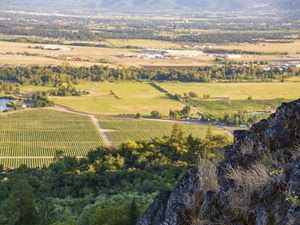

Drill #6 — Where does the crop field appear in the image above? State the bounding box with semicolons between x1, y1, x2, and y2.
52;82;183;115
216;40;300;53
0;38;292;68
0;109;104;168
159;82;300;100
0;40;210;67
98;117;229;146
189;99;286;118
107;39;182;49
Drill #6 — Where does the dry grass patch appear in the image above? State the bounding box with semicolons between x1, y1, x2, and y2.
226;164;270;219
198;160;220;193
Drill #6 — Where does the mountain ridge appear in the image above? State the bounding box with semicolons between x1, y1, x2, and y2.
0;0;299;12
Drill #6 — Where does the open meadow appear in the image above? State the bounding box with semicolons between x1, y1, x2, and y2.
51;82;184;115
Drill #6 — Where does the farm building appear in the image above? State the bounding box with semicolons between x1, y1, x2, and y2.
224;54;242;59
43;45;72;51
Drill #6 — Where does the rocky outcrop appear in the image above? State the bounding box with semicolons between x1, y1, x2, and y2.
137;99;300;225
137;169;203;225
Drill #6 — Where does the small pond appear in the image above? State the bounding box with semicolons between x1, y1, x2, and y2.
0;98;13;112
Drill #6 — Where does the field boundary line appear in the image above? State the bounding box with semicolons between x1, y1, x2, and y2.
150;82;203;114
89;115;114;149
53;105;235;133
9;106;234;135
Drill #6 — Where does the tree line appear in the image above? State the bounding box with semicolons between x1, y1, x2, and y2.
0;64;299;86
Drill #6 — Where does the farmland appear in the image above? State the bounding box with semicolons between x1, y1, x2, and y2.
51;82;184;115
32;81;300;118
159;82;300;100
0;6;299;225
188;99;285;119
0;109;104;168
0;37;297;68
98;117;229;147
107;39;182;49
0;40;209;68
216;40;300;53
0;107;229;167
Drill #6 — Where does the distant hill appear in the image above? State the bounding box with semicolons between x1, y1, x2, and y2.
0;0;299;12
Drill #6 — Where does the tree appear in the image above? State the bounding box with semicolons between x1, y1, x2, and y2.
188;92;198;98
170;124;185;143
38;200;55;225
169;124;187;157
5;172;39;225
150;111;161;119
169;110;179;119
186;134;204;162
54;150;64;161
205;126;213;141
181;106;191;118
135;113;141;119
90;203;130;225
128;200;139;225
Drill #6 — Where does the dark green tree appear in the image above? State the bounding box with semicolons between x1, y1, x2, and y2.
128;200;139;225
5;172;39;225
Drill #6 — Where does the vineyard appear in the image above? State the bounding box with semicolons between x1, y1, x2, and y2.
98;117;228;147
0;109;104;168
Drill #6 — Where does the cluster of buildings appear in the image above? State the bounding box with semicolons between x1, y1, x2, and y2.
262;61;300;72
182;44;217;49
138;48;217;59
138;48;243;60
43;45;72;51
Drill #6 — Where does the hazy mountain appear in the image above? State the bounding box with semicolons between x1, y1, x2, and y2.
0;0;299;12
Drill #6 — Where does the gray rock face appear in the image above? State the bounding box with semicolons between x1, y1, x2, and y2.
137;168;202;225
137;99;300;225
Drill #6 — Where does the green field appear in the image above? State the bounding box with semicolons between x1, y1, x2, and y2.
98;117;229;147
21;85;53;93
0;107;230;167
0;109;104;168
189;99;285;118
159;82;300;100
52;82;183;115
107;39;182;49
